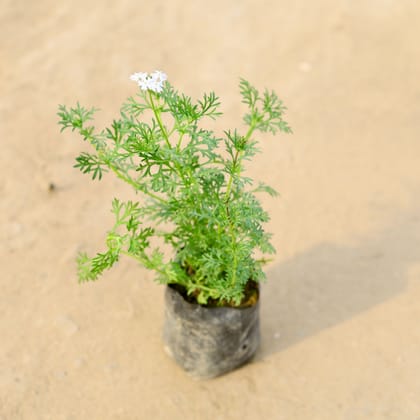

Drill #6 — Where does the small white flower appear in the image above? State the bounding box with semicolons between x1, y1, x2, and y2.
152;70;167;83
129;72;148;83
150;82;163;93
129;70;167;93
138;78;150;91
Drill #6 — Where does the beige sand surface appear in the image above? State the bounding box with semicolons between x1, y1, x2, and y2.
2;1;420;418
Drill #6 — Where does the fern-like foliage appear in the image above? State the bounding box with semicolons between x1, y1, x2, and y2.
58;77;291;305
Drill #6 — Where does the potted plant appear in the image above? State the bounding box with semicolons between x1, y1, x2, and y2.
57;71;291;378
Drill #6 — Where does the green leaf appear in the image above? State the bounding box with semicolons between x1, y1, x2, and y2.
253;182;279;197
74;152;107;180
239;78;259;109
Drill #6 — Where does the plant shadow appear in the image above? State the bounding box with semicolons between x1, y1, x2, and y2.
257;205;420;358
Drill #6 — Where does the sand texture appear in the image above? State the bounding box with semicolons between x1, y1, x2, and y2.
1;1;420;419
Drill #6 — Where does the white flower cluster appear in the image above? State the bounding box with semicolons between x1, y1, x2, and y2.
129;70;167;93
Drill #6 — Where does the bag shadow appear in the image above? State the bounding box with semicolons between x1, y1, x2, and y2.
257;205;420;358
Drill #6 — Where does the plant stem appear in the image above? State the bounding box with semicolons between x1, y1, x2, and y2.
149;91;188;184
223;122;256;203
148;91;171;149
108;163;166;204
223;121;257;288
177;132;185;151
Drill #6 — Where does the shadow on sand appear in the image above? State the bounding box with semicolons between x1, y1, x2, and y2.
258;205;420;357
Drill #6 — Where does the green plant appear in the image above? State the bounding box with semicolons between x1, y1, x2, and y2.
58;71;291;305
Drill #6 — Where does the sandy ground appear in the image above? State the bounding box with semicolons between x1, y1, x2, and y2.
1;0;420;419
